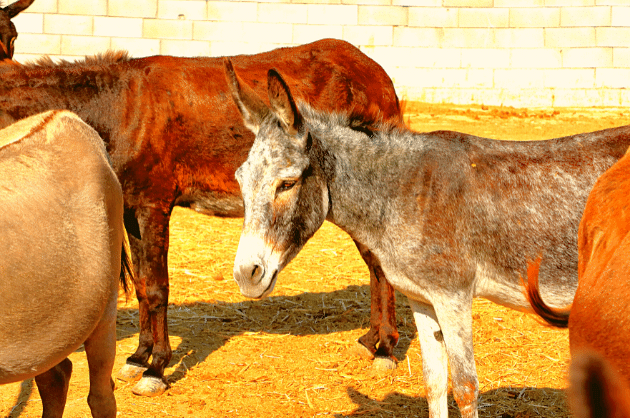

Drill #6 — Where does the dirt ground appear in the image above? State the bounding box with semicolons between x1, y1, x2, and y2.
3;103;630;418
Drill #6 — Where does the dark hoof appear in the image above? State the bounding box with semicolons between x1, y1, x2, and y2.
132;376;168;397
345;341;375;360
372;356;397;372
117;362;148;382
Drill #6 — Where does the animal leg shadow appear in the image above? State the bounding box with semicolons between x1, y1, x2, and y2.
5;378;34;418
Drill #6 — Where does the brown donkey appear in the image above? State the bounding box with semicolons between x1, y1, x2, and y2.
525;150;630;390
0;110;131;418
0;38;403;395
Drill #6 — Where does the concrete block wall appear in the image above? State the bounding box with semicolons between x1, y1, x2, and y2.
10;0;630;108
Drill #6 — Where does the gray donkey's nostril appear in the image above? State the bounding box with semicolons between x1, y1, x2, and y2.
251;264;264;285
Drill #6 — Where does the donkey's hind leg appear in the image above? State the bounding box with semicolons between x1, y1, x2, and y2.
83;294;118;418
35;358;73;418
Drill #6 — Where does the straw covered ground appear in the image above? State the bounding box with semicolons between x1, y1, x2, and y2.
3;103;630;417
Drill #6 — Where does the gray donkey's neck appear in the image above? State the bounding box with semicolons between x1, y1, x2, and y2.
304;108;424;250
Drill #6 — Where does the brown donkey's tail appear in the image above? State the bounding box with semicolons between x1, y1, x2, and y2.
522;256;570;328
119;237;134;295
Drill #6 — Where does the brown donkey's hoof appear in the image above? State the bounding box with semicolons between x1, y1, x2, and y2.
132;376;168;397
117;363;148;382
372;356;397;372
344;341;375;360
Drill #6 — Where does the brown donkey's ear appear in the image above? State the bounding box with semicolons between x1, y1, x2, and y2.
4;0;35;18
267;69;302;137
224;58;270;135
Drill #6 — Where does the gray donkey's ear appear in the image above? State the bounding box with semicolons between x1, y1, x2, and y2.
224;58;270;135
267;68;302;137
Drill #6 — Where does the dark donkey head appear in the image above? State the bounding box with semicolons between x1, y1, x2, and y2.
225;58;330;299
0;0;34;60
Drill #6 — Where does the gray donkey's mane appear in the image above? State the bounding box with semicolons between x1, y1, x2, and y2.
296;101;417;153
297;101;407;140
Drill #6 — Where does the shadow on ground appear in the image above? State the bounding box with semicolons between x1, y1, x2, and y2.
335;386;569;418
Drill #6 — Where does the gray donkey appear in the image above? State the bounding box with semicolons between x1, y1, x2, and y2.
224;58;630;418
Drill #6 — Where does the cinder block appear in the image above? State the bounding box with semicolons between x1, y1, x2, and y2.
613;48;630;67
495;0;544;6
358;6;408;26
562;47;612;68
293;24;343;44
510;48;562;68
343;0;391;5
459;8;509;28
94;17;143;38
160;39;211;57
44;14;93;36
342;25;393;46
443;0;493;6
595;0;624;4
551;89;617;107
60;35;111;56
59;0;106;16
596;68;630;88
299;0;341;4
498;88;554;108
490;28;545;48
391;67;493;89
111;37;160;57
509;8;559;27
449;68;495;88
392;0;440;5
544;68;595;88
408;7;458;27
383;46;461;67
461;48;510;68
619;89;630;107
13;33;61;55
158;1;207;21
13;53;50;63
241;22;293;44
208;41;265;57
23;0;57;14
561;7;610;27
545;0;595;6
545;27;596;48
193;21;245;42
597;27;630;47
307;4;358;25
393;26;443;47
494;68;545;88
109;0;157;18
144;19;193;40
611;7;630;26
441;28;493;48
259;4;307;24
208;2;257;22
12;12;44;34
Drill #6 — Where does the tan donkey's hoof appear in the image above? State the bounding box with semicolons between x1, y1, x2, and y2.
372;356;397;372
132;376;168;397
344;341;375;360
117;363;148;382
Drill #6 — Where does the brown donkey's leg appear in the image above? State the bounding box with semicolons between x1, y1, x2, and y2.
120;207;172;397
35;358;73;418
354;241;399;369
